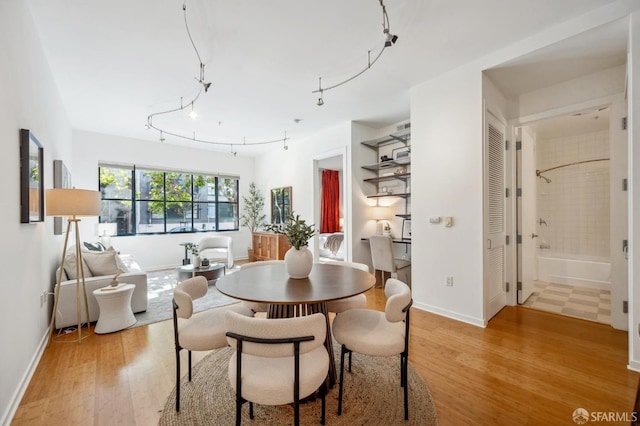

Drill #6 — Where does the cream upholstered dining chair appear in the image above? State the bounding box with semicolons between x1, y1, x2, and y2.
332;278;413;420
325;261;369;314
369;235;411;287
237;260;285;313
172;276;253;412
225;310;330;426
198;236;234;269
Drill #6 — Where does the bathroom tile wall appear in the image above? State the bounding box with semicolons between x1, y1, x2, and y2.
536;130;610;258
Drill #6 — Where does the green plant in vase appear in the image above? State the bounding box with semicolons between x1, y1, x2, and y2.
266;213;316;278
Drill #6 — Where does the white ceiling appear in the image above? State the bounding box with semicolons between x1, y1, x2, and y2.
26;0;620;155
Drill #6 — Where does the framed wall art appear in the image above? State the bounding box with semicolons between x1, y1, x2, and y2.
20;129;44;223
53;159;72;234
271;186;292;224
392;146;411;161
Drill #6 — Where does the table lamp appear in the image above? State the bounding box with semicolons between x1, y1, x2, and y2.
95;223;117;248
370;206;390;236
46;188;101;344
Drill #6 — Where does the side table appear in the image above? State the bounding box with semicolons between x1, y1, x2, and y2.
93;284;137;334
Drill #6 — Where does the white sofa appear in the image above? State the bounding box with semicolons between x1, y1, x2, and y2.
54;249;148;329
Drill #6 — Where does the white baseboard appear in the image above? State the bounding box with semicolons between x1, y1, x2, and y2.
412;301;486;328
628;360;640;373
2;329;49;425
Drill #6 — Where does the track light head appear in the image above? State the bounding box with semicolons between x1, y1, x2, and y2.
317;96;324;106
203;81;212;92
385;31;398;47
144;123;150;130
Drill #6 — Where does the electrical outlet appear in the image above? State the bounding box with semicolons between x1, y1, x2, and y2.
445;275;453;286
40;291;48;306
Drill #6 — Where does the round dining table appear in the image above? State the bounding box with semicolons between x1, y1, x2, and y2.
216;262;375;389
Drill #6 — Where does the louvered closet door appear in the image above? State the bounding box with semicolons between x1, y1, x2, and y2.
485;112;507;320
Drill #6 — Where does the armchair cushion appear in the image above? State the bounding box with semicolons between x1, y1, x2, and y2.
83;248;127;276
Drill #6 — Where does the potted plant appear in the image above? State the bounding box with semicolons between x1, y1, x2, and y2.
240;182;267;261
184;242;201;267
266;213;316;279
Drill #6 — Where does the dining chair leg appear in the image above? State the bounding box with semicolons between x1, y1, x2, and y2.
348;350;353;372
403;353;409;420
175;348;181;412
188;350;192;381
338;344;346;415
249;401;254;419
321;386;326;425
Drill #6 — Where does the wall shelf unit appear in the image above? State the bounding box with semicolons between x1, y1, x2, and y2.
361;126;411;220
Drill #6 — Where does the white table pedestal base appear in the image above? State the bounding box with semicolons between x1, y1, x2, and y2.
93;284;136;334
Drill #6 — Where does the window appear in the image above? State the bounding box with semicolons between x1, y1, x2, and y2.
99;164;239;235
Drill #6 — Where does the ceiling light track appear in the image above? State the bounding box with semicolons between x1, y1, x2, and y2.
146;0;290;150
313;0;397;105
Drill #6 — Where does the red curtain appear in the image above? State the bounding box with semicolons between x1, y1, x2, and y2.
321;170;340;233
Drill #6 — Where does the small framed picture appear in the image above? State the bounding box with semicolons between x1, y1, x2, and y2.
392;146;410;161
401;219;411;240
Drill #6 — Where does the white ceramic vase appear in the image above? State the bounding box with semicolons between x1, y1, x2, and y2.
284;246;313;279
194;255;201;268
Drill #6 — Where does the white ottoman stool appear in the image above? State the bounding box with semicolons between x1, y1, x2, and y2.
93;284;137;334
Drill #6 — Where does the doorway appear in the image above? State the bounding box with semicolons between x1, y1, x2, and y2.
516;107;614;325
312;148;349;263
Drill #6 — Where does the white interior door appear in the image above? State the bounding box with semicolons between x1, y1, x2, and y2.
518;127;536;303
485;112;507;320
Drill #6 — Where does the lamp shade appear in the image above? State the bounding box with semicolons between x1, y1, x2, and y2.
370;206;390;221
45;188;101;217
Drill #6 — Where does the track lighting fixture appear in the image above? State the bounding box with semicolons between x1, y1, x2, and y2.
145;0;291;152
312;0;397;104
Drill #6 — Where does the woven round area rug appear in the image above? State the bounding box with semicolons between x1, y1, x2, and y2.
159;344;438;425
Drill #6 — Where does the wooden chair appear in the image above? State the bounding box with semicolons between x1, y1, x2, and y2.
172;276;253;411
225;311;329;425
332;278;413;420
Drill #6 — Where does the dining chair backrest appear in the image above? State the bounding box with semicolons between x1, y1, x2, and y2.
173;276;208;319
384;278;412;323
240;260;284;269
225;311;326;357
332;261;369;273
369;235;396;273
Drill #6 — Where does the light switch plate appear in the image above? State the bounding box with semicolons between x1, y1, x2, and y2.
444;217;453;227
429;217;440;224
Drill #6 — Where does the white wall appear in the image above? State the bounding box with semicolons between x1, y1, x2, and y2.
71;130;257;269
0;1;74;423
411;66;486;325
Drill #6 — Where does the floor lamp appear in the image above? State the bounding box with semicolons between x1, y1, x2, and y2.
46;188;101;345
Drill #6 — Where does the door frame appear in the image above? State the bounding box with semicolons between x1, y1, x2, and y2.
506;94;627;325
312;146;351;262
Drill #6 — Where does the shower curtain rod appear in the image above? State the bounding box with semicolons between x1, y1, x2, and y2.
537;158;609;175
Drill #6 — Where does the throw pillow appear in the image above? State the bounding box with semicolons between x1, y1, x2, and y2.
63;254;94;280
83;248;126;276
83;242;106;252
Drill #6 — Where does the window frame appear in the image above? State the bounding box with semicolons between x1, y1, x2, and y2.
98;164;239;235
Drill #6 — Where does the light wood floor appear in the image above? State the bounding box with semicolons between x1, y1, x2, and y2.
13;287;638;425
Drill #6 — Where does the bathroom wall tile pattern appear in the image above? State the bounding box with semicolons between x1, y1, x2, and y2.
522;281;611;324
536;130;610;258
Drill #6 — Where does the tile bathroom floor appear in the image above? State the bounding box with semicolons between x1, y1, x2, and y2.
522;280;611;324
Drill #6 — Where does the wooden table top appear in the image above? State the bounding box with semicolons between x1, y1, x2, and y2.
216;263;375;304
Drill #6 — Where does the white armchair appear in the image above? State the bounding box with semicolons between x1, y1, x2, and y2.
198;236;234;269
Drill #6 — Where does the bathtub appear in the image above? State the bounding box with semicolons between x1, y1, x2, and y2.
536;253;611;290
